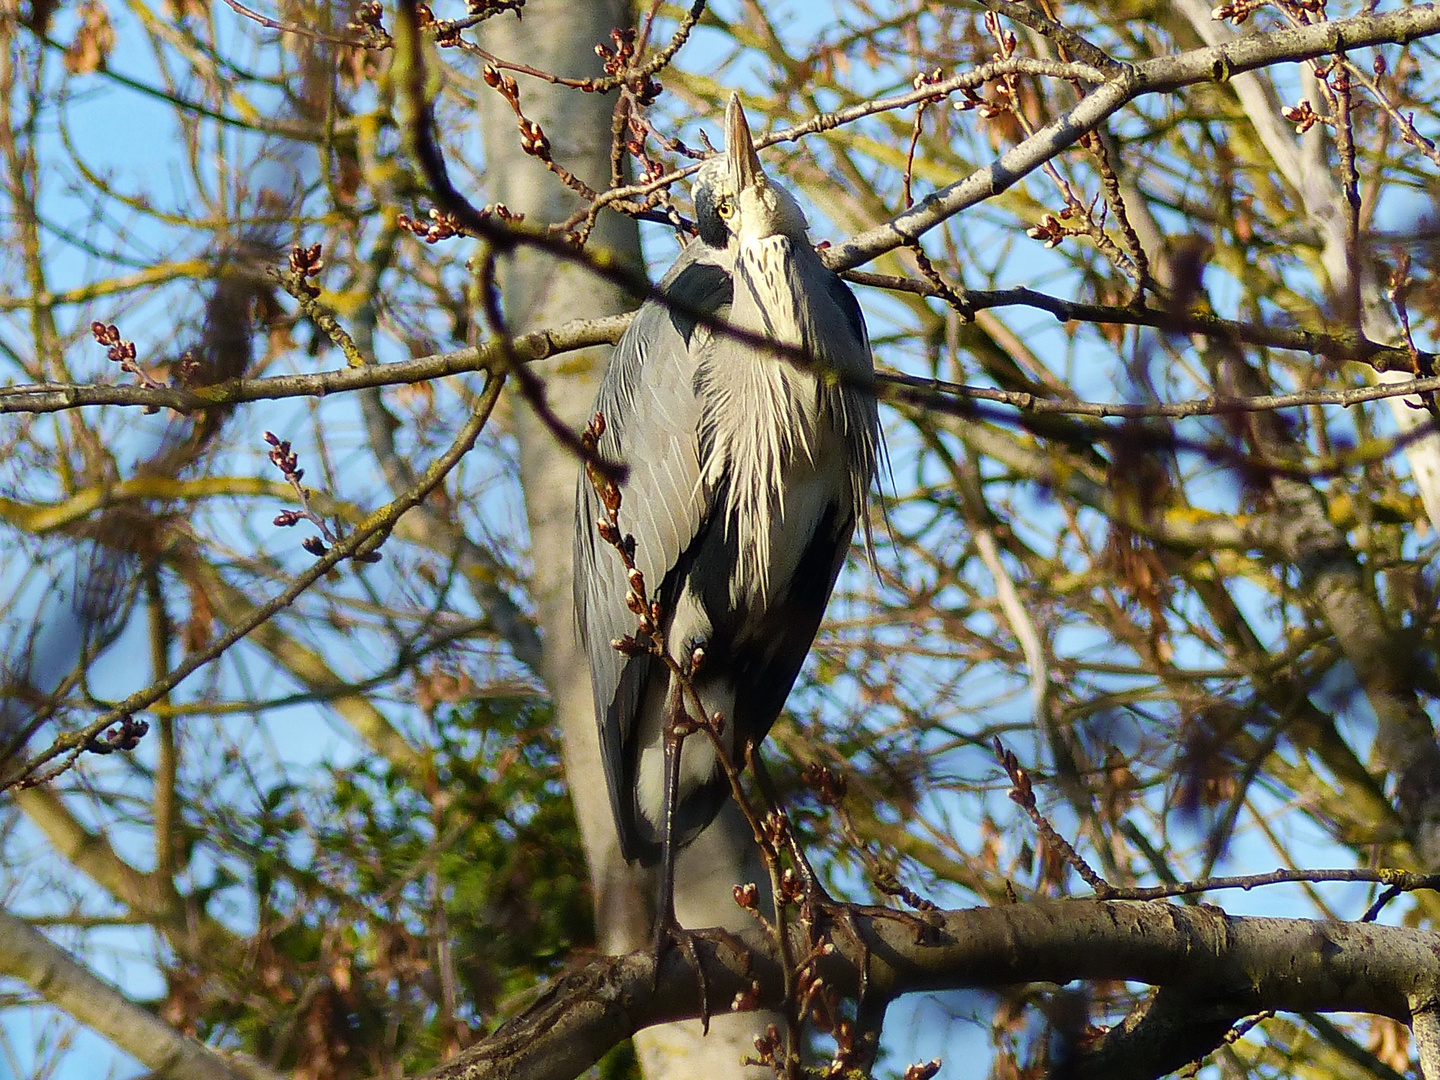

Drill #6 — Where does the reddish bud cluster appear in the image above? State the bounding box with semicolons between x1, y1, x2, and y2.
483;64;556;160
1214;0;1322;22
466;0;523;15
89;717;150;754
519;117;549;157
399;204;521;244
610;634;647;657
91;320;164;402
177;349;201;386
264;430;303;483
761;811;789;860
91;321;135;364
593;26;660;103
995;737;1037;812
911;67;943;91
398;208;460;243
346;0;387;43
800;761;848;806
779;867;804;906
421;4;461;45
903;1060;942;1080
595;26;637;75
729;980;762;1013
948;84;985;114
751;1024;783;1066
286;243;324;297
1282;99;1323;134
262;430;377;561
823;1020;861;1076
983;10;1017;58
289;242;324;277
1027;210;1078;248
1211;0;1257;22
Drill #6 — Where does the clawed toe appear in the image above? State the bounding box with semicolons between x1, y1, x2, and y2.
652;918;755;1034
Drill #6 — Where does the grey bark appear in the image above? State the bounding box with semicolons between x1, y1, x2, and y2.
1415;1007;1440;1080
472;4;775;1075
421;898;1440;1080
0;908;283;1080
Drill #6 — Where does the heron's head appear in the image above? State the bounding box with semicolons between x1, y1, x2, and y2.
693;94;809;250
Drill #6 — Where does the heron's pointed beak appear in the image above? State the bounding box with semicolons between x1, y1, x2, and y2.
726;93;764;193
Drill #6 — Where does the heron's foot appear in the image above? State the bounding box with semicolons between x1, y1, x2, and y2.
652;918;752;1034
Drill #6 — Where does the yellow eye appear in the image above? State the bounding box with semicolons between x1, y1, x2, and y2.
716;199;734;219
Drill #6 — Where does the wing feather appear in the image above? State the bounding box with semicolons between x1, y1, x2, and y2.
573;243;734;859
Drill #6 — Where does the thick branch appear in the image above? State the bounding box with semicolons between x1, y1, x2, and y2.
1416;1005;1440;1080
1070;985;1240;1080
827;3;1440;270
0;316;626;416
9;328;1440;427
0;909;283;1080
419;899;1440;1080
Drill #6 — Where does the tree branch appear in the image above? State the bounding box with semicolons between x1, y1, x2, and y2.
418;899;1440;1080
9;323;1440;427
0;909;284;1080
2;373;505;790
1415;1004;1440;1080
826;3;1440;270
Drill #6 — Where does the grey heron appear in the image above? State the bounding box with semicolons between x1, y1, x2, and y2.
574;94;879;941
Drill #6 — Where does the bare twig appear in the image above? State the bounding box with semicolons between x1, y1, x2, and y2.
3;373;506;790
827;5;1440;271
994;738;1115;898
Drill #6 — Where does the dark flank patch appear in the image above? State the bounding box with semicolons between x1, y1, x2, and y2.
665;260;733;345
827;271;866;345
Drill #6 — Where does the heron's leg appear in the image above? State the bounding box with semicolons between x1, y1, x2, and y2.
652;671;757;1031
652;675;716;1025
654;675;685;942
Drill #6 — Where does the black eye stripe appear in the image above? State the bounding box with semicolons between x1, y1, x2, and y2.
694;183;730;247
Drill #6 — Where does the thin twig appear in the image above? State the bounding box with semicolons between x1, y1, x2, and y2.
3;373;506;790
994;738;1115;897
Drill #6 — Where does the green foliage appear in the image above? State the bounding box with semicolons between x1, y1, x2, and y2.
177;695;592;1078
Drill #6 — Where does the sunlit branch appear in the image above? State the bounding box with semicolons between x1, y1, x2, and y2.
9;342;1440;424
827;4;1440;270
0;909;284;1080
423;901;1440;1080
1;373;506;791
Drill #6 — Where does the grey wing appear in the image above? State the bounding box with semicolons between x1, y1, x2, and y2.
573;243;734;856
812;256;883;536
